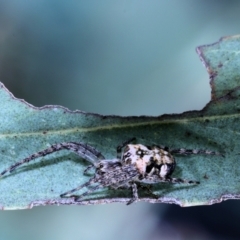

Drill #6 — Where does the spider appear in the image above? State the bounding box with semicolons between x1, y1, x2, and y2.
0;138;222;205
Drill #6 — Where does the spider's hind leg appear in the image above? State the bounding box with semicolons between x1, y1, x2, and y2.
142;174;200;185
170;148;223;157
167;177;200;185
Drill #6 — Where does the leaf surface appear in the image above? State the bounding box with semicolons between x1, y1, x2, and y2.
1;35;240;209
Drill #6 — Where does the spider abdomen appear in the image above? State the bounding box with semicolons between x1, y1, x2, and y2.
122;144;175;178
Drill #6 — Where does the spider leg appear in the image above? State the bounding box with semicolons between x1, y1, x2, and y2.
68;142;105;162
126;182;139;205
170;148;223;157
83;165;95;174
166;177;200;184
117;137;136;159
0;142;103;177
142;175;200;185
60;177;96;198
126;175;199;205
136;183;159;199
72;185;102;202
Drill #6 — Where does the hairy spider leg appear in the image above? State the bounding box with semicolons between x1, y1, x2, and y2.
126;182;138;205
128;176;199;205
66;182;142;205
0;142;104;177
127;174;200;205
166;177;200;184
72;185;102;201
170;148;223;157
142;174;200;185
60;177;99;198
135;183;159;199
83;165;95;174
61;163;143;204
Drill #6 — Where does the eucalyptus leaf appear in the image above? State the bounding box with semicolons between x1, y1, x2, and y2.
1;35;240;210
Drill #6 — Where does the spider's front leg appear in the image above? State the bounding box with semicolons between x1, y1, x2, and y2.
0;142;104;177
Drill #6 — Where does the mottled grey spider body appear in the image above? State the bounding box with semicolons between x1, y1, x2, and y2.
0;139;222;204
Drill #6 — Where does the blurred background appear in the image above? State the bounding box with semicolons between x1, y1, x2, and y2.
0;0;239;239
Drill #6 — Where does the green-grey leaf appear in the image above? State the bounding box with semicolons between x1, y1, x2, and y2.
1;35;240;209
